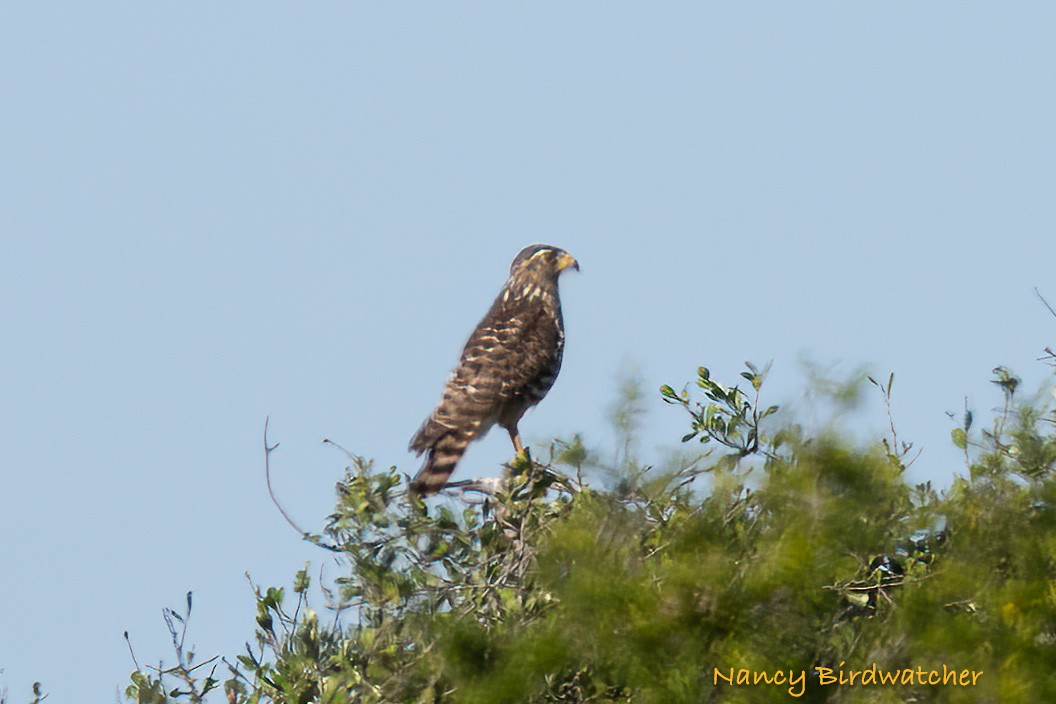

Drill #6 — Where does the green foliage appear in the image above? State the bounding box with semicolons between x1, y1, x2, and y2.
124;593;225;704
127;363;1056;703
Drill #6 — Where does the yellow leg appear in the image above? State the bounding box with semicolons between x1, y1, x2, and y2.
507;425;525;456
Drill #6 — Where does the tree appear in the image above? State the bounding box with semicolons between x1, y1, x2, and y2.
125;362;1056;703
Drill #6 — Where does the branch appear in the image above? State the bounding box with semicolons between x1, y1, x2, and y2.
124;630;142;672
263;416;303;535
263;417;340;552
1035;287;1056;319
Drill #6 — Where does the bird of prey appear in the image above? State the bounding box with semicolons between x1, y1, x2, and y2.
409;244;579;495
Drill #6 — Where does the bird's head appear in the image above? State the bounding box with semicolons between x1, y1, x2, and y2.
509;244;579;281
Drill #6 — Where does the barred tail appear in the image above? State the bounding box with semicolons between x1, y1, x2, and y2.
410;432;470;495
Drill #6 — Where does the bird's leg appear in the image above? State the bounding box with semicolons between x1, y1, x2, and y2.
507;424;527;457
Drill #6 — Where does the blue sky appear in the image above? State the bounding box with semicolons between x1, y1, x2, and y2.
3;3;1056;701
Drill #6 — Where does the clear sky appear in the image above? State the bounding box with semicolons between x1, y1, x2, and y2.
3;3;1055;701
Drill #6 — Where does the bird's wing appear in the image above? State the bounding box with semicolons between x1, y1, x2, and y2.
409;300;554;453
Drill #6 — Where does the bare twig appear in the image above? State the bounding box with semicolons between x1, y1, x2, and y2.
124;630;141;672
1033;289;1056;366
1035;287;1056;319
867;372;920;469
439;477;505;503
943;598;977;613
323;437;358;462
164;655;219;676
263;418;341;552
263;417;304;535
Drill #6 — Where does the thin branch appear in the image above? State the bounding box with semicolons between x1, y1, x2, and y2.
178;592;191;659
264;418;342;552
182;655;220;675
323;437;358;462
221;656;250;684
442;477;504;498
263;420;308;533
1035;287;1056;319
263;416;301;533
124;630;142;672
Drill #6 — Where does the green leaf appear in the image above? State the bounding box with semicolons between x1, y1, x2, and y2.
294;565;310;593
951;427;967;449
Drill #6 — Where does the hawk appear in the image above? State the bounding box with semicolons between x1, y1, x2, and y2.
409;244;579;495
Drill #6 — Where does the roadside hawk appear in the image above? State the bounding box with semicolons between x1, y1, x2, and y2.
409;244;579;494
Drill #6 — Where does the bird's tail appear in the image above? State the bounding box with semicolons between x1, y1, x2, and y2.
409;432;469;495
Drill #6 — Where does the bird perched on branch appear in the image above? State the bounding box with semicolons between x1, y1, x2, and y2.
409;244;579;495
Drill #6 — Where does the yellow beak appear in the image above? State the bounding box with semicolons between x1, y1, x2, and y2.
557;252;580;272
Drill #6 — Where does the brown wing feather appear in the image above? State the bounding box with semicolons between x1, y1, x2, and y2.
409;293;562;493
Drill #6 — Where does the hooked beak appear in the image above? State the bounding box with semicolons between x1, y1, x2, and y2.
557;252;580;272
